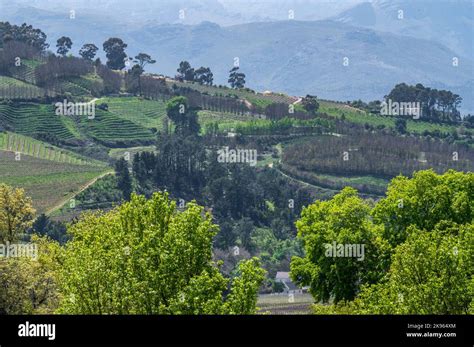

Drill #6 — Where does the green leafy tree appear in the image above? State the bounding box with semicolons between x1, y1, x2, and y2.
165;96;200;135
0;236;62;314
228;66;246;89
0;184;35;243
58;192;265;314
79;43;98;61
290;187;390;303
372;169;473;247
103;37;128;70
305;170;473;314
353;223;473;314
56;36;72;56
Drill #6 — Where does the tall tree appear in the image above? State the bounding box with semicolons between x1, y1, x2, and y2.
228;66;246;89
134;53;156;70
194;66;213;85
290;187;390;303
79;43;98;61
56;36;72;56
165;96;200;136
127;64;144;95
177;61;195;81
103;37;128;70
115;158;132;201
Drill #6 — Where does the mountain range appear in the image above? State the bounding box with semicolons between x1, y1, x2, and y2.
1;0;472;112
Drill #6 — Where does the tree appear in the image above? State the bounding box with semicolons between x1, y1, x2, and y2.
127;64;144;95
115;158;132;201
228;66;246;89
301;95;319;114
134;53;156;70
103;37;128;70
386;83;462;123
194;66;213;85
0;184;35;243
0;22;49;51
353;223;473;314
0;235;62;314
56;36;72;56
395;118;407;134
290;187;390;303
58;192;265;314
372;170;473;247
79;43;98;61
165;96;200;136
302;170;473;314
126;53;156;96
177;61;195;81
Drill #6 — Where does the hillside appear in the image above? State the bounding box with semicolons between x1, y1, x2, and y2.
0;11;473;323
2;5;472;112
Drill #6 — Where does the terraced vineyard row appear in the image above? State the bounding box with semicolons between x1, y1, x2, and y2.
9;59;43;84
0;103;76;140
78;108;155;143
100;97;167;129
0;76;48;99
67;74;104;96
0;132;106;166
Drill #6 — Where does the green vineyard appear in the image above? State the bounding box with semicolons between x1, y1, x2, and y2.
77;107;155;144
100;96;167;129
0;103;76;140
0;132;106;166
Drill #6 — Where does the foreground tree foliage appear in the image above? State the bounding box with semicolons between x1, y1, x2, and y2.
290;187;390;303
0;183;35;243
0;236;61;314
291;170;473;314
58;192;265;314
373;170;473;246
353;223;473;314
